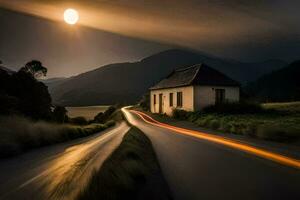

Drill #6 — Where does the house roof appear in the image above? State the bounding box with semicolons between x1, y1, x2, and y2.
150;64;240;90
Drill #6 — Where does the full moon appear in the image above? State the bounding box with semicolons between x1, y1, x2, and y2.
64;8;79;25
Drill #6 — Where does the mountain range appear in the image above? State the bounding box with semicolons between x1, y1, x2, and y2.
245;60;300;102
45;49;287;106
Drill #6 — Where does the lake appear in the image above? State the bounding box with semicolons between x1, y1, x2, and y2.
66;106;110;120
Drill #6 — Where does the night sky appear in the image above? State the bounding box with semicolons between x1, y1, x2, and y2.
0;0;300;77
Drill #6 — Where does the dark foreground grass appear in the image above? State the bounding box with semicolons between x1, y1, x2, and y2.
78;127;172;200
0;115;115;158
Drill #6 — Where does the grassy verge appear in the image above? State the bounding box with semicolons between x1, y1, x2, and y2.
262;101;300;113
171;103;300;143
0;115;115;158
78;127;172;200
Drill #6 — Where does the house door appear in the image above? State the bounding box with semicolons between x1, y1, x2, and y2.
159;93;163;114
215;89;225;104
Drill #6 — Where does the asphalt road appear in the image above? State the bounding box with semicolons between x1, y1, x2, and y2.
122;108;300;200
0;122;130;200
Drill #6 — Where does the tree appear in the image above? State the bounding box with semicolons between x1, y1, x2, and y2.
139;93;150;111
93;106;116;123
20;60;47;78
70;117;88;125
53;106;68;123
9;70;52;119
0;61;52;120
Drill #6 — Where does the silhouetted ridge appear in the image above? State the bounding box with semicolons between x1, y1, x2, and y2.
46;49;286;106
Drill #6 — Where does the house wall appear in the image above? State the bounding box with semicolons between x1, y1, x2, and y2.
150;86;194;115
193;86;240;110
150;85;239;116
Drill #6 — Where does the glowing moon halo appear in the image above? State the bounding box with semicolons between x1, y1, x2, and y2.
64;8;79;25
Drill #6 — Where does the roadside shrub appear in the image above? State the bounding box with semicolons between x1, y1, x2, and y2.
203;102;264;114
187;112;201;122
172;109;190;120
208;119;220;130
52;106;68;123
93;106;117;123
228;122;243;135
242;123;257;137
109;110;124;122
195;115;216;127
222;122;232;133
195;119;206;127
70;116;88;125
138;93;150;111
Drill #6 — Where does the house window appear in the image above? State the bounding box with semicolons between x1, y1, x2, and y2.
169;93;173;107
177;92;183;107
215;89;225;104
153;94;156;105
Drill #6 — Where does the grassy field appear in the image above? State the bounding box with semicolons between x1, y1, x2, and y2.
171;102;300;143
78;127;172;200
262;101;300;113
66;106;110;120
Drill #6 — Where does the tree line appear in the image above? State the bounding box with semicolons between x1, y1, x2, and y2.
0;60;67;122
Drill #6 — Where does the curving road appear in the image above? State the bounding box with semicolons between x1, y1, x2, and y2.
0;122;130;200
122;108;300;200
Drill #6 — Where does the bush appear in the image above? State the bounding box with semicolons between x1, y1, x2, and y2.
208;119;220;130
242;123;257;137
139;93;150;111
229;122;246;135
194;115;215;128
172;109;190;120
108;110;124;122
203;102;264;114
52;106;68;123
70;116;88;125
222;122;232;133
187;112;201;122
93;106;117;123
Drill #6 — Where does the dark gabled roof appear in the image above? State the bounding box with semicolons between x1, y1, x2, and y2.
150;63;240;90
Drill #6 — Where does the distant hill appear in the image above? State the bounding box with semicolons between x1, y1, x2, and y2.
47;49;287;106
245;60;300;102
40;77;67;92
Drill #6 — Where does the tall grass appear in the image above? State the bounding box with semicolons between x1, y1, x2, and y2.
172;102;300;143
78;127;172;200
262;101;300;114
0;115;115;158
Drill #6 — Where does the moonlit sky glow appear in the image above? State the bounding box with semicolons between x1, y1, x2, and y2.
0;0;300;77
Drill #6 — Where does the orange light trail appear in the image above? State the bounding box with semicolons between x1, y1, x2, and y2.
131;110;300;170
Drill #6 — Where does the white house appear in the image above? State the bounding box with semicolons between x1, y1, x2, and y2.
150;64;240;115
